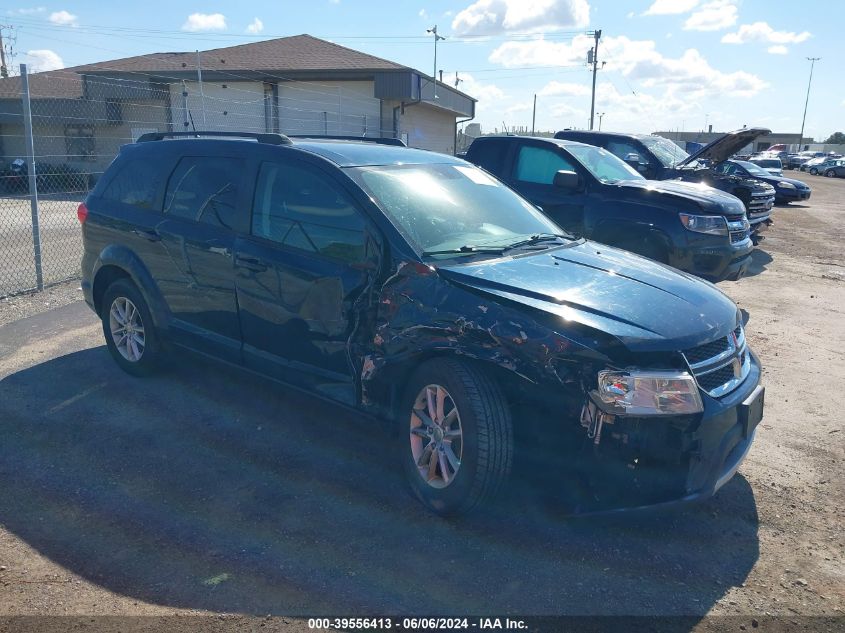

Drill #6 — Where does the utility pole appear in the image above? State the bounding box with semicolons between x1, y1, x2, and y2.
454;71;462;88
426;25;446;99
532;94;537;135
597;112;605;130
798;57;820;152
588;29;602;130
0;24;15;78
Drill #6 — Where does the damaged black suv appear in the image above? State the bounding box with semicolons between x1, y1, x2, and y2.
80;131;765;516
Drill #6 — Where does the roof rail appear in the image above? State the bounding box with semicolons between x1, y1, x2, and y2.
288;135;406;147
136;131;293;145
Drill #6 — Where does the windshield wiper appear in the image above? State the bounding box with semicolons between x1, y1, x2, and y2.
421;245;508;256
500;233;568;251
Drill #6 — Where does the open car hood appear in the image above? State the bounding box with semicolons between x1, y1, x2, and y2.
677;127;771;167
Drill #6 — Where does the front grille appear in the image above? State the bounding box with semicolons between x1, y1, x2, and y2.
726;214;750;243
682;324;750;398
731;230;749;243
748;189;775;213
684;338;730;364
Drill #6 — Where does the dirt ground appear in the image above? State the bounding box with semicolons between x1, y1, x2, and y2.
0;174;842;631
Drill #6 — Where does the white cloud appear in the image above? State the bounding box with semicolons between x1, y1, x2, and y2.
722;22;811;45
21;49;64;72
767;45;788;55
490;34;767;99
457;72;506;103
419;9;429;20
538;81;590;97
9;7;45;15
683;0;737;31
48;10;77;26
643;0;699;16
451;0;590;36
181;13;227;32
245;17;263;34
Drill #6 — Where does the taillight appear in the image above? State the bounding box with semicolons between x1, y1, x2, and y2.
77;202;88;224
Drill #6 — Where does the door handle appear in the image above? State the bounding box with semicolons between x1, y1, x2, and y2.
133;228;161;242
235;255;268;272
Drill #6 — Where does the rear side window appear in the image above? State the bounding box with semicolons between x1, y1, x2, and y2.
252;162;366;264
606;139;644;162
101;159;161;209
164;156;243;230
514;145;577;184
469;139;510;177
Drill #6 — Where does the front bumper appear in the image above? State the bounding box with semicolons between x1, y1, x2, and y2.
568;353;763;515
675;235;754;282
776;188;811;202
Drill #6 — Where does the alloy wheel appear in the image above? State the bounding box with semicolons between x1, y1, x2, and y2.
409;384;463;489
109;296;145;362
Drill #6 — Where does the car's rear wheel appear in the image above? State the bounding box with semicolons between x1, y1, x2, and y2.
824;169;836;177
101;279;162;376
399;358;512;516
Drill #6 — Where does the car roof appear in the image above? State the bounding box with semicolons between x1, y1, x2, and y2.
124;136;463;168
476;135;595;150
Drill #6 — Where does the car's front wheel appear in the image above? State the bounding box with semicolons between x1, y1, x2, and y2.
101;279;163;376
399;358;513;516
809;168;819;175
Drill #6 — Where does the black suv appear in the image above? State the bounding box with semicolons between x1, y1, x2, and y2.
554;128;776;243
464;135;752;281
80;131;764;515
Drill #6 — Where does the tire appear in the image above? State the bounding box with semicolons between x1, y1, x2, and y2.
809;168;818;175
101;278;163;376
825;170;835;178
399;358;513;516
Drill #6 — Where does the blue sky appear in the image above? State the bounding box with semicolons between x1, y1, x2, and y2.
5;1;841;140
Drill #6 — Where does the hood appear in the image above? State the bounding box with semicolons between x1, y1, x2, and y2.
677;127;771;167
436;242;739;353
615;179;746;215
752;174;807;188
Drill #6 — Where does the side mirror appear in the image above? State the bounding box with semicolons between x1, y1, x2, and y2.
624;153;647;173
553;169;581;191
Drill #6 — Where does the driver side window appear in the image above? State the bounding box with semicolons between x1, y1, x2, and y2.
514;145;576;185
251;162;367;264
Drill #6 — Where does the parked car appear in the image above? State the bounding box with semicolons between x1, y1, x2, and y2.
819;159;845;178
79;131;764;516
748;157;783;177
715;160;811;203
553;128;776;244
800;157;828;173
463;135;752;281
786;154;807;170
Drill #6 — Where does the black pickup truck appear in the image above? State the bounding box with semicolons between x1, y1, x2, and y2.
554;128;776;243
464;135;753;282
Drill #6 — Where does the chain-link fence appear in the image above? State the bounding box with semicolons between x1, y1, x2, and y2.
0;59;412;298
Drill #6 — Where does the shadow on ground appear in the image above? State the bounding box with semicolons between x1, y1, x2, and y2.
0;347;760;616
744;248;773;278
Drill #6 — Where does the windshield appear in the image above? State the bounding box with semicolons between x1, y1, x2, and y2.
350;163;566;257
755;159;781;168
737;161;771;177
566;144;644;184
640;135;690;168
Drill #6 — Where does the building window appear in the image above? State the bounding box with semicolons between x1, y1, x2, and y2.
106;99;122;125
65;125;95;161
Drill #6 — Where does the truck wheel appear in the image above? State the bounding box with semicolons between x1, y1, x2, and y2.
101;279;163;377
399;358;513;516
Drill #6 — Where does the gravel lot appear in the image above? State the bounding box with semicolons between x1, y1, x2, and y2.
0;174;842;627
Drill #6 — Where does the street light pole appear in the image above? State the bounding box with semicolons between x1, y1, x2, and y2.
427;25;446;99
588;29;601;130
597;112;605;130
798;57;820;152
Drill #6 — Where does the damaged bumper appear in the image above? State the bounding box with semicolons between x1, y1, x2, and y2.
569;353;763;515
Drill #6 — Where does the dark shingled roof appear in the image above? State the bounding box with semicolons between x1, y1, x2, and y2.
0;35;410;100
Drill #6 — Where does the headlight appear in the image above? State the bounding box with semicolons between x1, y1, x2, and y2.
778;182;796;189
595;370;704;416
678;213;728;236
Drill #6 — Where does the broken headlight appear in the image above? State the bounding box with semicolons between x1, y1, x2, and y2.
595;370;703;416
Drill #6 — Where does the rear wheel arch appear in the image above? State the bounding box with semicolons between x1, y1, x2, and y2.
92;265;131;316
91;247;169;328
